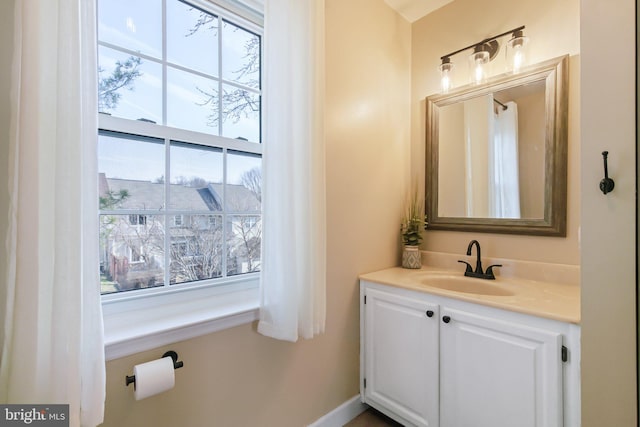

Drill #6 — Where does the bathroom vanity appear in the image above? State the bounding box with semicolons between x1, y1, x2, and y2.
359;263;580;427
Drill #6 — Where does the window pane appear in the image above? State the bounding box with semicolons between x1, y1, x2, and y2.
226;215;261;276
167;67;219;134
226;151;261;212
99;132;165;210
169;142;223;210
221;85;260;142
98;0;162;59
98;46;162;123
221;20;260;89
100;214;165;294
170;215;223;284
97;1;263;295
167;0;218;76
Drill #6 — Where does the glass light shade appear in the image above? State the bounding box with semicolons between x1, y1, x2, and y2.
468;49;490;85
506;32;529;73
439;60;454;93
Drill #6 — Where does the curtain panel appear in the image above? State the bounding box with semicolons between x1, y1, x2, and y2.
258;0;326;342
490;101;521;218
0;1;105;425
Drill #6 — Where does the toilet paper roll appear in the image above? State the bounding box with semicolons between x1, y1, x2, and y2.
133;356;175;400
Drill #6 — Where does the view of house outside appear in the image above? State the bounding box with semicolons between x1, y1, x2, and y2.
97;0;262;294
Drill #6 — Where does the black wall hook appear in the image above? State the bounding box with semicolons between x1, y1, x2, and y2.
125;350;184;387
599;151;615;194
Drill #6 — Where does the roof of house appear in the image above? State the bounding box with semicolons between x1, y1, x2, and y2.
99;174;260;212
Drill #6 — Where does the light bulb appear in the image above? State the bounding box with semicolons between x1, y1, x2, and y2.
506;31;529;73
468;48;489;85
439;58;454;93
512;46;524;72
474;59;485;84
441;72;451;92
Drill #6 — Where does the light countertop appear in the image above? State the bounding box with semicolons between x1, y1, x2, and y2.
360;265;580;324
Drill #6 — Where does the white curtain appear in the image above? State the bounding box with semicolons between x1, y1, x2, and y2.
489;101;521;218
0;1;105;426
258;0;326;342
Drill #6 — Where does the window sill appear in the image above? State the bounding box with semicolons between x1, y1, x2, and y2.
103;278;259;361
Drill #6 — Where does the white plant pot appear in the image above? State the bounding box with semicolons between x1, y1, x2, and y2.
402;245;422;269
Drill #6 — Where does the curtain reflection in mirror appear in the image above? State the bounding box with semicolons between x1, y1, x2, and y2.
490;100;521;218
462;96;521;219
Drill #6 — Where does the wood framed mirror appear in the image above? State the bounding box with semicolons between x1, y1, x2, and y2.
425;55;568;236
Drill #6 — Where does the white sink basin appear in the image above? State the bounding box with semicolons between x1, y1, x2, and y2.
417;274;515;297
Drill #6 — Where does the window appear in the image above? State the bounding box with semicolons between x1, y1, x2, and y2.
129;245;143;263
97;0;262;297
129;214;147;226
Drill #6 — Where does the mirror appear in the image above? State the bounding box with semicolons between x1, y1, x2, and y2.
425;55;568;236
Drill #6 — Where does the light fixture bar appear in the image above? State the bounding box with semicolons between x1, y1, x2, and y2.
440;25;525;61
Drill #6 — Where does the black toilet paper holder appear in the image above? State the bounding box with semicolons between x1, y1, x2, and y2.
125;351;184;387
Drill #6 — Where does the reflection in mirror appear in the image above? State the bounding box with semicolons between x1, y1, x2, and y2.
426;55;568;236
438;80;545;219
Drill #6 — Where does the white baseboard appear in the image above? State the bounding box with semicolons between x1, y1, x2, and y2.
307;395;368;427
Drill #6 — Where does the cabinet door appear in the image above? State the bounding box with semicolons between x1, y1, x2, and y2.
440;308;563;427
363;287;439;427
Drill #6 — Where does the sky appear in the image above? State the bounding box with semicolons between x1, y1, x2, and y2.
97;0;261;189
98;132;261;185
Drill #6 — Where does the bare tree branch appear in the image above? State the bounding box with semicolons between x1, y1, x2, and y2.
241;167;262;203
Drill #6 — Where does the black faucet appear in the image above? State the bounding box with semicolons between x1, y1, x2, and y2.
458;240;502;280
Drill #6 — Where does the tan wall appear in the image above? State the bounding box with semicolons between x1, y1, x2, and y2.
516;90;546;218
411;0;581;264
580;0;637;424
101;1;412;426
463;96;492;217
437;103;465;216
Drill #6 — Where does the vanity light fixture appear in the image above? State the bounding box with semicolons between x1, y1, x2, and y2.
439;25;527;92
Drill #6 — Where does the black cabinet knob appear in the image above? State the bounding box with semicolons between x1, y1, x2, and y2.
442;315;451;324
426;310;434;318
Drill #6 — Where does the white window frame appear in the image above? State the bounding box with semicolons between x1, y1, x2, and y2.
128;245;143;264
99;0;264;360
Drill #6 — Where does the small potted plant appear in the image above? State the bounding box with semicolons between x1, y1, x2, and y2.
401;190;426;269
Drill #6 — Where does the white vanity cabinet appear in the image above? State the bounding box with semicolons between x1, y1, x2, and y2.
360;280;580;427
439;307;563;427
361;287;440;427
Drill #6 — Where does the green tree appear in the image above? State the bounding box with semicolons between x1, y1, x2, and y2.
99;189;130;210
98;56;142;112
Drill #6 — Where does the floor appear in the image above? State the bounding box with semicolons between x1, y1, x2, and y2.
343;408;404;427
